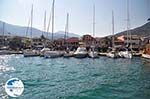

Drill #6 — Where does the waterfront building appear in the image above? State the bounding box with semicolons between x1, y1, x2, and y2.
96;37;111;48
66;37;79;50
115;35;141;51
81;34;97;47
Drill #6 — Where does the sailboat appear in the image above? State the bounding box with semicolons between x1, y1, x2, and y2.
63;13;75;58
44;0;63;58
88;5;99;58
106;11;118;58
23;4;40;57
118;0;132;59
40;11;51;57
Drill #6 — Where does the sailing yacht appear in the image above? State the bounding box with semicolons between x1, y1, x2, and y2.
40;11;51;57
63;13;75;58
23;4;40;57
88;5;99;58
43;0;63;58
118;0;132;59
106;11;118;58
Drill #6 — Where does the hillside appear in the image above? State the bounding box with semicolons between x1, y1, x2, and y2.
116;22;150;37
0;21;80;39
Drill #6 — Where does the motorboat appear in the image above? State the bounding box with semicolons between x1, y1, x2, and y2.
88;51;99;58
118;50;132;59
74;47;88;58
142;43;150;59
88;48;99;58
106;51;118;58
142;54;150;59
106;47;118;58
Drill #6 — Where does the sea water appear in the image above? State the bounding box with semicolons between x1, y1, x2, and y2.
0;55;150;99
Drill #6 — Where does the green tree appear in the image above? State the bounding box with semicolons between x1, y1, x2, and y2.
9;37;23;50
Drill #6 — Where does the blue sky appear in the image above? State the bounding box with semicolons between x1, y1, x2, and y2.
0;0;149;37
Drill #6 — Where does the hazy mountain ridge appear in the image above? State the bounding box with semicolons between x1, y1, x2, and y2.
115;22;150;37
0;21;80;39
0;21;150;39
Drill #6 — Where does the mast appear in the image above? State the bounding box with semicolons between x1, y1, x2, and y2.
26;18;30;37
93;5;95;37
112;10;115;48
127;0;131;49
147;0;150;20
64;13;69;40
64;13;69;48
67;13;69;40
43;10;47;37
2;22;5;45
51;0;55;41
47;7;52;38
30;4;33;39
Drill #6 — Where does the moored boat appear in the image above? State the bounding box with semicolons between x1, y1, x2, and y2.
142;43;150;59
63;51;75;58
142;54;150;59
74;47;88;58
106;51;118;58
118;50;132;59
106;11;118;59
88;51;99;58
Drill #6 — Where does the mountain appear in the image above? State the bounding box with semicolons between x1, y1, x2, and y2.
0;21;80;39
115;22;150;37
54;31;80;39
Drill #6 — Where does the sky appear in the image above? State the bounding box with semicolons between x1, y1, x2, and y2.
0;0;149;37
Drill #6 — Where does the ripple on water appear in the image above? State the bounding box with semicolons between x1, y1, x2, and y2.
0;66;15;73
0;56;150;99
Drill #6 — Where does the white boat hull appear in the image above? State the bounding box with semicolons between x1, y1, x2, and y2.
106;52;116;58
74;47;88;58
118;51;132;59
88;51;99;58
44;51;63;58
142;54;150;59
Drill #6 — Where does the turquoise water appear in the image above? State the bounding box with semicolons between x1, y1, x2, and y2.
0;55;150;99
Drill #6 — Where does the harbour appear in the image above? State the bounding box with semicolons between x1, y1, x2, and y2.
0;0;150;98
0;55;150;99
